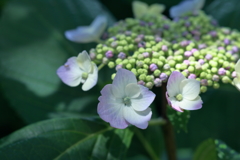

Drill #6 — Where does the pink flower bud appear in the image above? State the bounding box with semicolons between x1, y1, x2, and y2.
188;74;196;79
105;50;113;58
218;68;226;75
149;64;158;72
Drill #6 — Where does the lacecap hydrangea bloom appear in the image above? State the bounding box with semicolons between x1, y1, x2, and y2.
97;68;155;129
166;71;203;112
65;15;107;43
57;50;98;91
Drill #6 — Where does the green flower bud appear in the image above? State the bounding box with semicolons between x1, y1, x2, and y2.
151;58;159;64
126;63;132;70
200;86;207;93
169;60;176;67
188;56;195;61
218;59;224;65
129;59;136;65
139;48;145;53
153;69;161;77
207;80;213;86
211;67;218;73
181;63;188;70
122;59;129;65
146;75;154;82
96;44;103;49
139;74;146;81
115;58;122;65
116;46;124;52
144;58;151;64
206;74;212;80
146;82;154;89
200;72;206;79
102;46;108;52
209;60;218;67
213;82;220;89
108;61;115;68
222;76;231;83
143;64;149;69
96;54;103;60
157;61;164;68
181;71;187;77
188;66;195;72
97;49;103;54
111;73;116;80
152;52;160;58
131;68;138;76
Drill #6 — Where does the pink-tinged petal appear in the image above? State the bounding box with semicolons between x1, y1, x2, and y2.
82;63;98;91
65;26;95;43
180;79;200;100
56;57;82;87
168;97;183;112
233;77;240;91
235;59;240;74
112;69;137;94
131;85;155;111
167;71;186;97
179;96;203;110
125;83;141;98
97;84;128;129
76;51;92;73
123;107;152;129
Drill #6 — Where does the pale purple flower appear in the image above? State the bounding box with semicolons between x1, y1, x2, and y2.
233;60;240;90
205;54;212;60
150;64;158;72
97;69;155;129
218;68;226;75
170;0;205;18
198;59;205;65
105;50;114;58
160;73;168;81
184;51;192;57
188;74;196;79
57;51;98;91
118;52;126;59
65;15;107;43
166;71;203;112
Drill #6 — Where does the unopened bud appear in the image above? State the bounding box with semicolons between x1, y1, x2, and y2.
154;78;162;87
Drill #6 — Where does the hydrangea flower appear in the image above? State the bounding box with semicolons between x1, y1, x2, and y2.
57;51;98;91
97;69;155;129
166;71;203;112
233;59;240;90
132;1;165;19
170;0;205;18
65;15;107;43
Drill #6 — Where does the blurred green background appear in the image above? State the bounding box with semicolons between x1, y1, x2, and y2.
0;0;240;159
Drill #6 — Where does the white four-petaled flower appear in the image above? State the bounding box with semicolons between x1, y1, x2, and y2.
57;51;98;91
132;1;165;19
166;71;203;112
233;59;240;90
97;69;155;129
65;15;107;43
170;0;205;18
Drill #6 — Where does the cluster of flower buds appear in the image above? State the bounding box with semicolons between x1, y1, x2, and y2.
89;10;240;93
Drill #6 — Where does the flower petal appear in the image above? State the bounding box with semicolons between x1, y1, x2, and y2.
56;57;82;87
123;107;152;129
149;4;165;14
112;69;137;95
82;62;98;91
168;97;184;112
179;96;203;110
180;79;200;100
76;51;92;73
131;85;155;111
125;83;141;98
167;71;186;97
132;1;148;18
235;59;240;74
90;15;107;41
64;26;96;43
97;84;129;129
233;77;240;91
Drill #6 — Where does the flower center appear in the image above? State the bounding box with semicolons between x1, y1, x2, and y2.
123;97;131;106
82;72;89;79
175;94;183;101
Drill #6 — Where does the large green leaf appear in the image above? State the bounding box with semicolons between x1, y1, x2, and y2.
0;0;115;123
193;138;240;160
0;117;133;160
206;0;240;30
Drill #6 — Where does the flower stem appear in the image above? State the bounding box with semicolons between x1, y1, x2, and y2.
149;118;167;126
153;83;177;160
134;128;160;160
98;63;105;71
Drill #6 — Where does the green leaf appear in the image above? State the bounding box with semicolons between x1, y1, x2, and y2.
0;0;115;123
205;0;240;30
0;118;133;160
167;105;190;132
193;139;217;160
193;138;240;160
